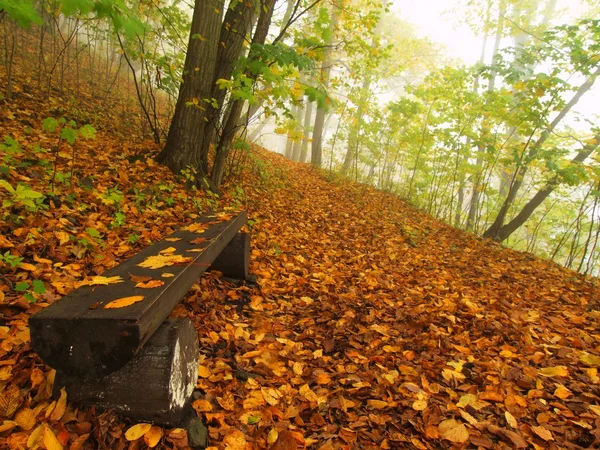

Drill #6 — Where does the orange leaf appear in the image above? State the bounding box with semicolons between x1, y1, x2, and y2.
104;295;145;309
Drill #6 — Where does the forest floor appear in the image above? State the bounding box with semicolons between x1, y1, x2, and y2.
1;77;600;450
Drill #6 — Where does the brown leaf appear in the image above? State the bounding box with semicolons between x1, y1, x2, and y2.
135;279;165;289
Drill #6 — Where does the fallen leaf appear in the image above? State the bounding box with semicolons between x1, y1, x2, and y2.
43;424;63;450
104;295;145;309
135;279;165;288
125;423;152;441
532;425;553;441
144;425;163;448
438;419;469;443
79;275;123;286
49;387;67;421
138;254;192;269
538;366;568;377
222;429;246;450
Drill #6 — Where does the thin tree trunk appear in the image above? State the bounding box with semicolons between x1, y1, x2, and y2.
492;137;598;242
300;98;313;163
484;66;600;239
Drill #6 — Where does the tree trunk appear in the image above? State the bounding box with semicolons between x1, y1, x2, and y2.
342;77;370;175
210;0;276;187
157;0;225;175
492;137;598;242
300;99;313;163
311;6;338;168
483;66;600;239
291;98;304;161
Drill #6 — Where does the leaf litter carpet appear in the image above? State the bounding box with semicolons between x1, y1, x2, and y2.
1;141;600;449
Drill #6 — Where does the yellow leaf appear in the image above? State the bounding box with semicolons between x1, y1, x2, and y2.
138;254;192;270
589;405;600;416
15;408;36;431
54;231;70;245
505;411;517;428
42;424;63;450
162;273;175;278
165;238;181;242
27;424;44;448
159;247;176;254
79;275;124;286
192;399;213;412
412;392;428;411
267;428;278;445
104;295;145;309
554;385;572;399
144;426;163;448
125;423;152;441
438;419;469;443
538;366;568;377
261;387;281;406
579;353;600;367
532;425;553;441
0;420;18;432
135;279;165;289
367;399;388;409
223;429;246;450
198;364;211;378
183;223;208;233
49;387;67;421
20;263;37;272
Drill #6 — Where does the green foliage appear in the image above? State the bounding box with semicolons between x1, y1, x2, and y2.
0;180;46;213
0;0;42;27
0;251;22;269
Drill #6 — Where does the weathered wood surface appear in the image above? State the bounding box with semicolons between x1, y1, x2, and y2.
209;232;250;279
30;210;246;378
54;318;199;426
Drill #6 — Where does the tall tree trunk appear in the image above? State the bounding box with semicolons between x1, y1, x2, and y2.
210;0;276;187
311;5;338;168
300;99;313;163
157;0;225;175
492;136;598;242
342;77;371;175
292;98;304;161
484;67;600;239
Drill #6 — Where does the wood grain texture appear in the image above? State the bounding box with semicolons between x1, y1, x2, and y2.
53;318;199;426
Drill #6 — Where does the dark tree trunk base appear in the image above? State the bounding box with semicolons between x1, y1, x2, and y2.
54;318;199;426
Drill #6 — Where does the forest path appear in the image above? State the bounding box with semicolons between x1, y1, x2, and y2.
184;149;600;449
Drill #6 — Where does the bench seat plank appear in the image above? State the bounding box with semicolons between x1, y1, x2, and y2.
30;210;246;378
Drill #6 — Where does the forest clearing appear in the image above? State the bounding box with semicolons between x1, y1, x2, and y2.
2;0;600;449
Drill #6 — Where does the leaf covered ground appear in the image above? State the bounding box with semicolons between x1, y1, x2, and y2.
1;80;600;450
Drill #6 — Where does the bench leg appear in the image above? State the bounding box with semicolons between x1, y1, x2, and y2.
209;231;250;280
54;318;199;426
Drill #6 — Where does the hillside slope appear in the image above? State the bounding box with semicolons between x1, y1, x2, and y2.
1;84;600;449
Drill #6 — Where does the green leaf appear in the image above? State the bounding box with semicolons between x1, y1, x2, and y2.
0;0;42;27
61;127;77;145
32;279;46;294
42;117;59;133
24;293;36;303
15;282;30;292
79;124;97;139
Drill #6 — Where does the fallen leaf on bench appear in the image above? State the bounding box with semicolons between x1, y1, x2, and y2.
135;279;165;289
138;254;192;270
190;237;207;244
165;237;181;242
104;295;145;309
187;248;204;253
79;275;124;287
125;423;152;441
130;274;152;283
159;247;177;254
162;273;175;278
183;223;208;233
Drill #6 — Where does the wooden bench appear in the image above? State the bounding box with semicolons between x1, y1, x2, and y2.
29;210;250;424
